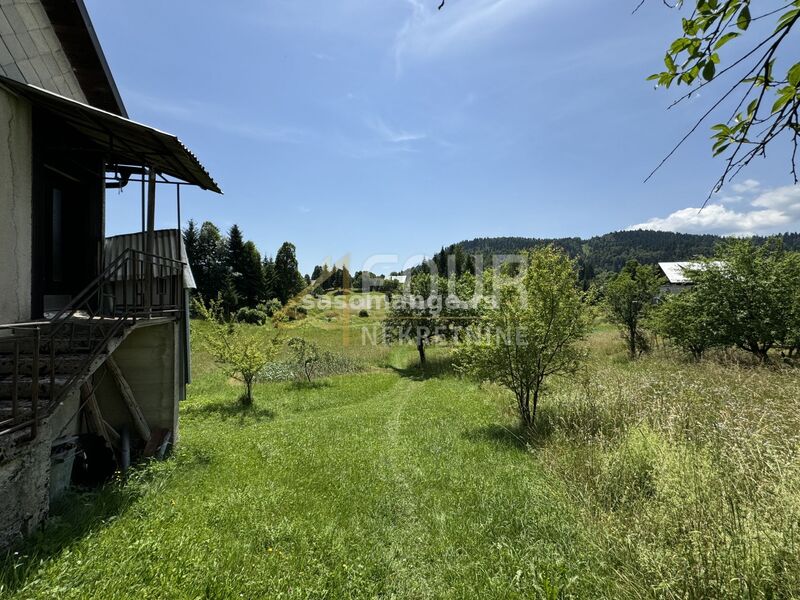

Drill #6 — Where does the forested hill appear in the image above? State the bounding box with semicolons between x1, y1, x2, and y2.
452;230;800;275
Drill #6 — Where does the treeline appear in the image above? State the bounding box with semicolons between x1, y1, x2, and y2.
308;264;400;294
182;220;306;313
448;230;800;279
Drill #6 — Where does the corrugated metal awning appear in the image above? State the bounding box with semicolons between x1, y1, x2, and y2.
105;229;196;289
0;74;221;193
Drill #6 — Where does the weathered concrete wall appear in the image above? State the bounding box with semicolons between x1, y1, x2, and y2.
0;1;88;102
94;322;180;441
0;421;51;549
0;87;32;325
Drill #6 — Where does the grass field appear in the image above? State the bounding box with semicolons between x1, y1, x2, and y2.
1;294;799;598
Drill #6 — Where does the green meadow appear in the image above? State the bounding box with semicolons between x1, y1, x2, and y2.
1;293;798;599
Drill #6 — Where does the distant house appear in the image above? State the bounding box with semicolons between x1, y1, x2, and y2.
0;1;220;548
658;261;723;294
387;275;407;285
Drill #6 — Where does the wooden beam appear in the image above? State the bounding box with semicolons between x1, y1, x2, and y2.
80;382;117;450
106;356;151;442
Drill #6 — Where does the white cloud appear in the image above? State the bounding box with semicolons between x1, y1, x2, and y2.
366;116;426;143
628;183;800;235
395;0;549;71
731;178;760;194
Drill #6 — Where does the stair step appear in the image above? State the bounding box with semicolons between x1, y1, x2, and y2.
0;375;71;400
0;397;51;421
0;353;91;376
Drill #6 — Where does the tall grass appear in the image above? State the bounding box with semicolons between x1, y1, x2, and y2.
535;331;800;598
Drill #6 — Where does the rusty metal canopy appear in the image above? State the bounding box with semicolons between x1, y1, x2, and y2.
105;229;197;289
0;74;221;193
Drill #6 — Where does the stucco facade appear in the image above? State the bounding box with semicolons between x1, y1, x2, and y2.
0;87;32;324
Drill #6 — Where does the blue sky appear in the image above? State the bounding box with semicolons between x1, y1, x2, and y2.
89;0;800;275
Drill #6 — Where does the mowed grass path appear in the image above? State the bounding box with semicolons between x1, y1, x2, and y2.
1;358;605;599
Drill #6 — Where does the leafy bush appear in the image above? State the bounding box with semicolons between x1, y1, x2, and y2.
652;289;718;359
234;307;268;325
259;298;283;317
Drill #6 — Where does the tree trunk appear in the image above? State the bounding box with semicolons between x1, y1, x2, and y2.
518;391;531;427
531;388;539;426
242;379;254;406
628;326;637;359
417;342;426;367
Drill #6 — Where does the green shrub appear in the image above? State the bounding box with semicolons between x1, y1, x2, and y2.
259;298;282;317
234;307;268;325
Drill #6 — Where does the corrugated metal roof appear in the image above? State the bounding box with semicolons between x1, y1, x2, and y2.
658;261;724;284
105;229;196;289
0;73;221;192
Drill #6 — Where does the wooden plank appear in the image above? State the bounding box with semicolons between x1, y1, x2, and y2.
106;356;151;442
80;382;117;450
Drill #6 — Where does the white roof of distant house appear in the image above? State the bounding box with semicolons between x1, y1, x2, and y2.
658;261;724;284
388;275;407;284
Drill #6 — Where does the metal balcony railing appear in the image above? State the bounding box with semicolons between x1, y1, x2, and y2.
0;248;185;440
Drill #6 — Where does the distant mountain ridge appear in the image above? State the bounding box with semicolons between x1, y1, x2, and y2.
443;230;800;278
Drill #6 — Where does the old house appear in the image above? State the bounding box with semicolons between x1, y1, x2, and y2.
657;261;724;295
0;0;220;548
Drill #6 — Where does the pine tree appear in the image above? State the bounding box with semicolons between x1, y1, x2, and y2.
195;222;227;301
263;255;277;301
274;242;305;304
183;219;199;269
226;225;247;308
239;241;266;307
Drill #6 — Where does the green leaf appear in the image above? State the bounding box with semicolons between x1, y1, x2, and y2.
713;143;730;156
772;93;793;113
669;37;690;54
737;5;751;30
664;53;676;73
788;62;800;87
702;60;716;81
777;8;800;31
714;31;740;50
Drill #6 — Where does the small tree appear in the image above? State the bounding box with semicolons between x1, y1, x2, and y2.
286;337;320;382
383;273;438;366
193;298;277;405
456;246;590;427
383;273;477;366
604;261;661;358
652;289;717;360
692;240;800;362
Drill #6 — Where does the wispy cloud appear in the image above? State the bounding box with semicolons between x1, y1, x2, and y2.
366;116;426;143
628;180;800;235
124;90;308;145
395;0;550;72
